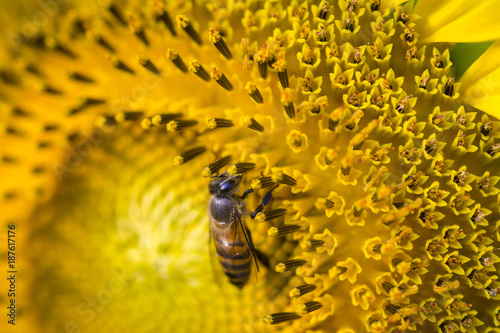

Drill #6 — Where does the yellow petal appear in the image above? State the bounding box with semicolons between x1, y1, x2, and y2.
381;0;409;10
414;0;500;42
461;41;500;119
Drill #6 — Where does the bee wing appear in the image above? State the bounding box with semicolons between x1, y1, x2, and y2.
233;212;261;280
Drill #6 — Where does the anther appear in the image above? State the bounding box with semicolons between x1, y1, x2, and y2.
267;223;299;235
370;0;380;11
166;120;198;132
275;259;308;273
137;55;160;75
318;1;332;20
211;66;233;91
95;115;117;128
306;239;325;250
41;84;62;95
263;313;301;325
140;117;153;129
444;77;455;96
372;244;382;253
12;107;31;117
115;111;144;123
382;281;396;293
189;60;210;81
385;304;401;314
96;36;115;53
228;162;256;175
480;122;493;136
345;13;355;32
202;155;232;177
487;143;500;156
247;118;265;132
296;301;322;315
176;15;202;45
151;113;183;126
316;198;334;209
129;17;149;46
274;53;289;88
107;3;127;26
166;49;188;73
250;176;275;189
273;172;297;186
106;55;135;74
207;118;234;129
173;146;207;166
209;28;232;59
153;9;176;36
282;88;295;118
44;124;59;132
245;82;263;104
257;209;287;223
289;284;317;299
399;10;409;24
256;56;268;79
68;71;94;83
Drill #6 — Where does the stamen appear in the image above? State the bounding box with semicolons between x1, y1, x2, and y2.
68;71;94;83
166;120;198;132
318;1;332;19
246;118;264;132
296;301;322;315
41;84;62;95
209;28;232;59
166;49;188;73
267;223;299;236
137;55;160;75
282;88;295;118
151;113;183;126
370;0;380;11
272;172;297;186
257;208;287;222
289;284;317;299
382;281;395;293
107;3;127;26
140;117;153;129
129;17;149;46
385;304;401;314
245;82;264;104
189;60;210;81
211;66;233;91
316;198;335;209
305;239;325;250
480;122;493;136
106;54;135;74
12;107;31;117
263;312;301;325
275;259;307;273
95;115;117;128
173;146;207;166
153;9;176;36
227;162;255;175
176;15;202;45
202;155;232;177
274;53;289;88
207;118;234;129
487;143;500;156
115;111;144;123
444;77;455;96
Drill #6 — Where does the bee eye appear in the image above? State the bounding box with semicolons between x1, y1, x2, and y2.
220;180;235;192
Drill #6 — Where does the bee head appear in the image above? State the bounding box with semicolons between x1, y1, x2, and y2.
209;174;241;195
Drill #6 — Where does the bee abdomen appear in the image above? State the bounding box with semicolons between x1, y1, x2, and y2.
214;237;252;288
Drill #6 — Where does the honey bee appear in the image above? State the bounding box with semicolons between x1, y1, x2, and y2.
208;173;274;288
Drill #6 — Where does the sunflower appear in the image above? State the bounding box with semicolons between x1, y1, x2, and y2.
1;0;500;332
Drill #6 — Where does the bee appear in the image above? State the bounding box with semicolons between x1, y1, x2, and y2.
208;173;275;288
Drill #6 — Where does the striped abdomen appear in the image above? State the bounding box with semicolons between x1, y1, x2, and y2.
213;230;252;289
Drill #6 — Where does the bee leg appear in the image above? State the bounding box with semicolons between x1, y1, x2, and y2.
250;184;279;219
